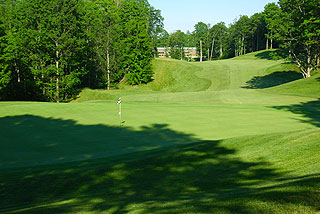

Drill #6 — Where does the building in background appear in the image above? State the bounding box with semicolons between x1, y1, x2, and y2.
157;47;199;59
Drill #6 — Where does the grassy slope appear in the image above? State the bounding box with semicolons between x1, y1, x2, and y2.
79;50;316;105
1;50;319;213
264;72;320;98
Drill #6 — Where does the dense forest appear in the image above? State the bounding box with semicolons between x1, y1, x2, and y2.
0;0;163;102
0;0;319;102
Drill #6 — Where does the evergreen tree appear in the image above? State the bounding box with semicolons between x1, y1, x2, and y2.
120;0;154;85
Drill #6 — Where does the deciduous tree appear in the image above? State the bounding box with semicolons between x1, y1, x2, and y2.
194;22;208;62
279;0;320;78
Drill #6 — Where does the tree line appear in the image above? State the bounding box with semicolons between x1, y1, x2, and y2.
0;0;163;102
159;0;319;77
0;0;319;102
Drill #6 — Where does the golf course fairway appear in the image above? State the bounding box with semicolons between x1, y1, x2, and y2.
1;50;319;213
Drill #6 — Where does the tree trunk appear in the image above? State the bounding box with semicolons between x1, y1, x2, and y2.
306;53;312;78
271;38;273;49
256;33;259;51
56;60;59;103
200;40;203;62
14;61;20;83
106;25;111;90
235;40;238;57
241;36;244;55
210;38;215;60
266;38;269;50
55;42;60;103
107;48;110;90
42;72;45;96
291;46;313;78
239;38;242;55
220;42;223;58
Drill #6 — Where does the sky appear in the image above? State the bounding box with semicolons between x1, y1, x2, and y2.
148;0;277;33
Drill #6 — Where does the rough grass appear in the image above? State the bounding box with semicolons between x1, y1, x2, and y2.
148;58;211;92
1;50;319;214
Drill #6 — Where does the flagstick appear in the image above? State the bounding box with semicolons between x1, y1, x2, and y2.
119;101;122;128
117;97;122;134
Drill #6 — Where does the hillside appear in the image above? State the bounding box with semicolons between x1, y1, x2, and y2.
78;50;318;106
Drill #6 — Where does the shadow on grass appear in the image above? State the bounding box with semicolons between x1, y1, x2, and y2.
0;115;319;213
243;71;301;89
273;99;320;127
255;50;288;60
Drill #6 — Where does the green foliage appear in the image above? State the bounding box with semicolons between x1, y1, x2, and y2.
264;3;282;46
155;29;169;47
149;6;164;56
121;0;154;85
0;0;163;101
208;22;227;59
168;30;187;60
193;22;209;59
279;0;320;78
0;22;11;99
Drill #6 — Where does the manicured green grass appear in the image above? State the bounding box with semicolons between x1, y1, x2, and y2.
0;101;317;169
1;50;319;213
1;128;319;213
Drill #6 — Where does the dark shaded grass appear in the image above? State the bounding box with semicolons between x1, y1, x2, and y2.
273;99;320;127
0;115;200;169
255;50;288;61
0;115;320;213
1;142;319;214
243;71;301;89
